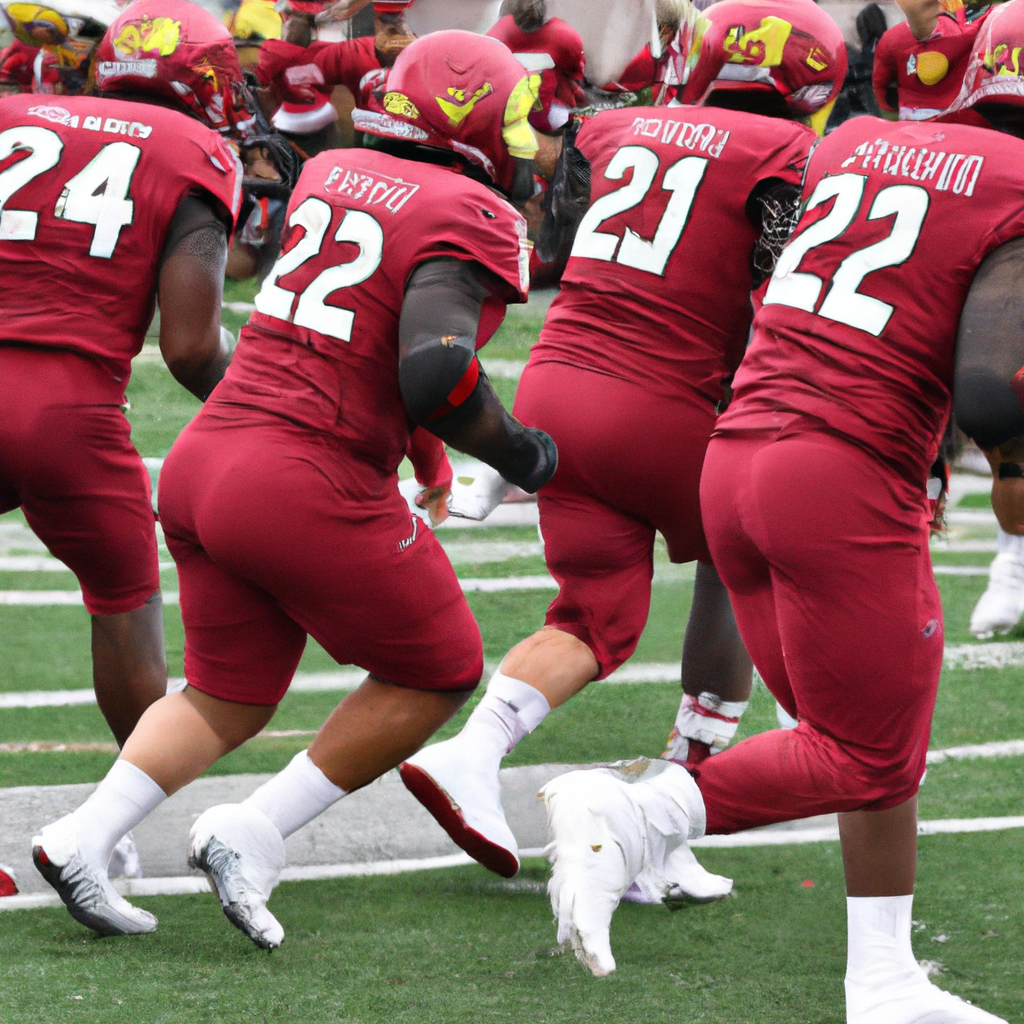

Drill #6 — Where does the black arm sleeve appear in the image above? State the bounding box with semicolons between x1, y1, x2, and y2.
536;117;591;266
953;236;1024;450
399;258;558;493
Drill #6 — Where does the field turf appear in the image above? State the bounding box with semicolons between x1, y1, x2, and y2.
1;281;1022;1022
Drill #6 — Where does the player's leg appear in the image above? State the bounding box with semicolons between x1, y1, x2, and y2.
8;358;168;744
664;559;754;767
32;527;295;937
698;433;1002;1022
90;593;166;747
177;430;484;944
401;363;664;876
969;526;1024;637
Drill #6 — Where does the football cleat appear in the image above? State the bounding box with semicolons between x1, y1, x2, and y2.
621;842;732;908
847;966;1008;1024
0;864;18;897
400;737;519;878
540;758;706;976
446;465;512;522
188;804;286;950
107;830;143;879
32;815;157;936
969;552;1024;638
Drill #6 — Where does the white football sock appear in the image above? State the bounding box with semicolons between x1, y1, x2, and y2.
996;527;1024;559
846;895;921;987
74;759;167;873
460;670;551;759
243;749;347;840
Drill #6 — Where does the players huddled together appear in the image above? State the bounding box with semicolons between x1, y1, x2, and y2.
1;0;1023;1020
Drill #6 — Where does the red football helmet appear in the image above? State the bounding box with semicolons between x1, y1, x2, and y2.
93;0;252;137
947;0;1024;117
353;29;541;194
487;14;585;132
682;0;847;131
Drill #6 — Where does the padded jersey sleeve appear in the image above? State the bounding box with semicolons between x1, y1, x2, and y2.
406;185;530;305
166;120;243;232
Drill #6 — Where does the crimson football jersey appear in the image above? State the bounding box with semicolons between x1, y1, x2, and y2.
719;116;1024;484
0;94;241;379
872;12;986;120
532;106;815;405
212;149;529;476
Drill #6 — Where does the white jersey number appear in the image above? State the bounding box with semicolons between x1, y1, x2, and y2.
254;196;385;343
764;172;930;337
0;125;141;259
571;146;708;277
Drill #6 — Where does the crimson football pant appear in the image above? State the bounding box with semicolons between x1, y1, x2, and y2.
0;345;159;615
513;361;714;678
697;429;942;833
158;412;483;706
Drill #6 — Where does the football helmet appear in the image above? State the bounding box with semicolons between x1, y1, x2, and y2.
947;0;1024;120
682;0;847;132
487;13;586;132
93;0;253;137
354;29;542;194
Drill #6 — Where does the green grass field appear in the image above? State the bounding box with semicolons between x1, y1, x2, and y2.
1;281;1022;1023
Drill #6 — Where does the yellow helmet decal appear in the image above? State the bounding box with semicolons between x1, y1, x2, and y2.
724;16;792;67
986;42;1024;77
502;74;541;160
436;83;494;126
113;16;181;59
384;92;421;119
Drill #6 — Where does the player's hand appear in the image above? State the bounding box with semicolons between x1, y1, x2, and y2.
415;485;450;528
446;465;512;521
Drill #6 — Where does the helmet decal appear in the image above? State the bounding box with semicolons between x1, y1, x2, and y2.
437;83;495;126
112;15;180;58
723;17;792;68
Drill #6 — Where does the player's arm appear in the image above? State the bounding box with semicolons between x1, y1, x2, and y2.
953;236;1024;533
398;258;557;494
872;32;900;119
158;195;233;402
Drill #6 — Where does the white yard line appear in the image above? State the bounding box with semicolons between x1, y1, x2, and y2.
4;643;1024;709
4;816;1023;911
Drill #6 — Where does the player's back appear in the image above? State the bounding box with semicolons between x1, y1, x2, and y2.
211;148;527;476
0;93;240;379
721;115;1024;482
533;104;815;404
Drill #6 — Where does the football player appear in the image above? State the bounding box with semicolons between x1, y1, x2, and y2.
31;30;558;946
400;0;844;884
540;3;1024;1021
0;2;241;755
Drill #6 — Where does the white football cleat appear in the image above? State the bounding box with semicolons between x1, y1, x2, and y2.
969;552;1024;638
32;815;157;936
400;737;519;878
621;842;732;907
189;804;286;950
108;830;143;879
540;758;706;976
446;465;511;521
847;965;1007;1024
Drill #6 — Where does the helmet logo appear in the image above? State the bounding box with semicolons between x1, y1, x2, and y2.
723;16;792;68
985;43;1023;77
436;84;494;126
384;92;420;119
806;46;831;72
113;17;181;59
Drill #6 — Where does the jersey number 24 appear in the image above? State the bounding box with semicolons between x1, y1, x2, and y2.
0;125;139;259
